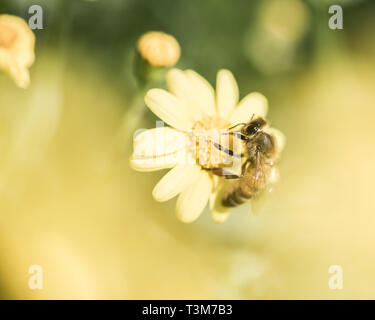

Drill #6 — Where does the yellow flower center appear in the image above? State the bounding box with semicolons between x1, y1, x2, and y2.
0;24;17;48
193;115;230;131
192;116;235;170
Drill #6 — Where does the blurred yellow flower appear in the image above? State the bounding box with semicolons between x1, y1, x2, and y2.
259;0;310;44
137;31;180;68
131;68;285;223
0;14;35;88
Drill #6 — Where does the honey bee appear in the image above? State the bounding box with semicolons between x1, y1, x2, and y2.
210;116;278;208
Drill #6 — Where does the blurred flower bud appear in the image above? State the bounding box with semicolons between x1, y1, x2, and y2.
134;31;181;87
0;14;35;88
244;0;310;75
137;31;180;68
259;0;310;44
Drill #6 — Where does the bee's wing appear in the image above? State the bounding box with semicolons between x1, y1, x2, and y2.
250;165;279;216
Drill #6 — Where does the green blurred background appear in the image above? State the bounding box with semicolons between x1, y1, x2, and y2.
0;0;375;299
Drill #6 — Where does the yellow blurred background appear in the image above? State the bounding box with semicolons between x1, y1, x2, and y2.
0;0;375;299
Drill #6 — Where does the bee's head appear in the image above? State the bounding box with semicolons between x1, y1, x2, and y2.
243;117;267;136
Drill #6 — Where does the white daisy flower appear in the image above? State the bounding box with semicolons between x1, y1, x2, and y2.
130;68;285;223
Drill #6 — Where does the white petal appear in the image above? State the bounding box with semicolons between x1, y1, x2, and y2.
184;69;216;116
152;164;201;202
229;92;268;126
131;127;191;172
133;127;187;158
216;69;239;118
166;68;191;101
166;69;203;121
266;127;286;152
176;171;212;223
209;178;230;224
145;89;194;131
130;154;180;172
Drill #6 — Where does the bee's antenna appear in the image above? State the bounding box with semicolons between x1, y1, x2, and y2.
228;123;246;130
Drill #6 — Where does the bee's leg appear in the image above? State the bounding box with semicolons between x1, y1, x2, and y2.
222;174;241;180
208;161;250;179
241;159;252;175
242;160;250;170
208;168;241;179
